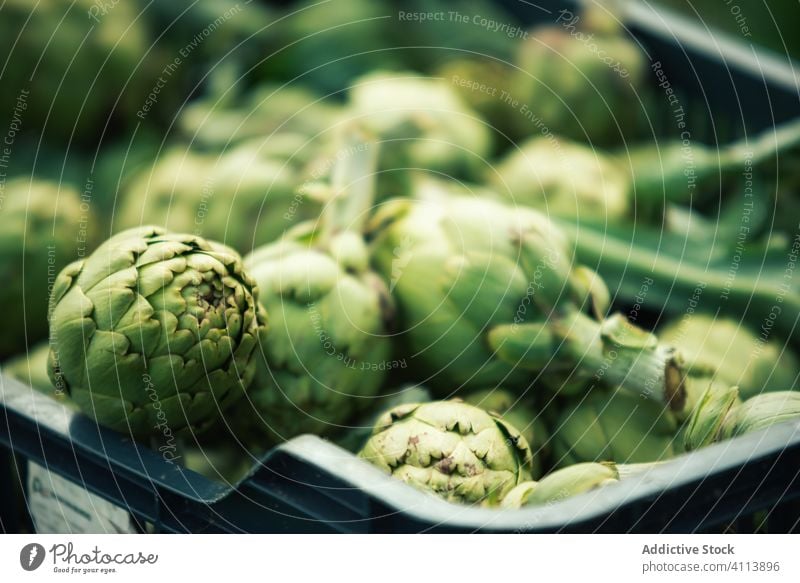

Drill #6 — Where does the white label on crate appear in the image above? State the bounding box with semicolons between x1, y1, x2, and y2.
26;462;137;534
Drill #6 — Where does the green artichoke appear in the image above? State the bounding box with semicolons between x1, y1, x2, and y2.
722;391;800;439
345;72;492;198
0;179;91;358
116;139;321;254
683;383;740;451
335;385;433;453
511;2;646;144
178;84;341;151
46;226;268;439
464;388;547;478
501;462;619;509
491;136;638;222
239;131;395;444
242;230;394;442
551;388;678;467
659;315;799;401
359;400;533;505
0;0;162;142
368;193;687;408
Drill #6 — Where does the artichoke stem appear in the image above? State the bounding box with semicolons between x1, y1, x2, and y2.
320;125;378;245
720;116;800;170
553;310;686;411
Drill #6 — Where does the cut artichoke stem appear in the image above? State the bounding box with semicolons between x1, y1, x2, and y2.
552;310;687;411
319;125;379;244
718;116;800;170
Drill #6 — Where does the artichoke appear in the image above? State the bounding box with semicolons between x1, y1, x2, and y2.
464;388;547;478
0;179;91;358
511;2;646;144
336;385;433;454
116;139;321;254
491;136;637;223
359;400;533;505
240;131;395;444
550;388;678;467
683;383;740;451
345;72;492;198
659;315;799;401
501;462;619;509
46;226;268;439
0;0;162;142
722;391;800;440
178;84;341;150
368;193;687;408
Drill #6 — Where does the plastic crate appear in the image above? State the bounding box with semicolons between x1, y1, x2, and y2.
2;0;800;533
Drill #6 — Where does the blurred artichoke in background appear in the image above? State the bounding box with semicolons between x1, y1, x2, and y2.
46;226;268;438
240;132;394;444
501;462;619;509
492;136;633;222
368;193;687;409
0;0;163;142
117;139;322;254
550;388;678;467
511;1;646;145
263;0;403;93
660;315;799;401
0;179;92;358
178;84;342;151
346;72;492;198
359;400;533;505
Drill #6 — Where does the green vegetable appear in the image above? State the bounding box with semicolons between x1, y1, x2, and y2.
346;72;491;198
0;179;92;358
660;314;799;400
0;0;163;142
551;388;678;466
511;2;646;144
116;140;321;254
240;130;394;444
359;400;533;505
46;226;268;439
501;462;619;509
722;391;800;439
683;384;741;451
464;388;547;478
368;194;687;409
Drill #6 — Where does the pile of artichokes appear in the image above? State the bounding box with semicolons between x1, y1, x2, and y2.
1;0;799;516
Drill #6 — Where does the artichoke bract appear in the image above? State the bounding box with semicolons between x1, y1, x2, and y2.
464;388;547;478
241;131;395;443
116;139;321;254
46;226;268;439
659;315;799;401
359;400;533;505
551;388;678;467
368;193;686;409
722;392;800;439
501;462;619;509
0;179;91;358
511;2;646;145
345;72;491;198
